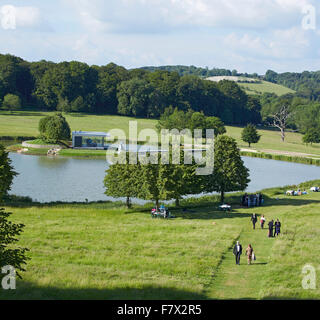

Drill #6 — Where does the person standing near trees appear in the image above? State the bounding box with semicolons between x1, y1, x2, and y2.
251;213;257;229
233;241;242;265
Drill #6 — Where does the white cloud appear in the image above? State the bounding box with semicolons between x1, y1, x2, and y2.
1;0;319;74
224;27;312;61
15;6;41;28
0;5;41;29
63;0;314;32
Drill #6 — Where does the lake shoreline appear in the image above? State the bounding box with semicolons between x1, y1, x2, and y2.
240;150;320;166
5;141;320;165
5;178;320;209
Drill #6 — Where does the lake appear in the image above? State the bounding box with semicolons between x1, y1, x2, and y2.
8;152;320;203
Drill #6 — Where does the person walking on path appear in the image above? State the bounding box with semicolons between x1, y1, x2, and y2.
233;241;242;265
274;219;281;237
268;219;274;238
246;244;254;265
260;215;266;229
251;213;258;230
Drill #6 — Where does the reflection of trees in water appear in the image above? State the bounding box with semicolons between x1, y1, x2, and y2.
37;156;69;168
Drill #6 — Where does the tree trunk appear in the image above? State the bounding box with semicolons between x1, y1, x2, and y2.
248;142;251;147
126;196;131;209
155;199;159;210
281;129;285;142
175;198;180;207
220;191;225;204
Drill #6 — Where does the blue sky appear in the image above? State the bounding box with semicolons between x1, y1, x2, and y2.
0;0;319;74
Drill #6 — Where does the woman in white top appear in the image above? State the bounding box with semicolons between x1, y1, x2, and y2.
260;215;266;229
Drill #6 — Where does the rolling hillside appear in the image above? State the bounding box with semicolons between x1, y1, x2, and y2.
206;76;295;96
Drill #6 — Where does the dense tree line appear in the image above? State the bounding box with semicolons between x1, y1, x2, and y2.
0;54;261;126
141;65;259;79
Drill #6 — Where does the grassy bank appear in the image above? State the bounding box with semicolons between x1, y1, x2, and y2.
240;151;320;166
2;110;320;161
1;180;320;300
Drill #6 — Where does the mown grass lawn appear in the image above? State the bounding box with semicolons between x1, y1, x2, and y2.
0;111;158;143
1;182;320;300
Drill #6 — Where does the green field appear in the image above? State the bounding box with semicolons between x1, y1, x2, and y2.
2;111;320;159
2;181;320;300
238;80;295;96
0;111;158;142
206;76;295;96
226;126;320;157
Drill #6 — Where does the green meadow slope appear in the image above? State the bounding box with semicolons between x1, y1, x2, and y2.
1;181;320;300
206;76;295;96
238;80;295;96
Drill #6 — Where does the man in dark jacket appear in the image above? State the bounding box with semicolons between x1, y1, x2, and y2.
251;213;258;229
274;219;281;237
268;220;274;238
233;241;242;265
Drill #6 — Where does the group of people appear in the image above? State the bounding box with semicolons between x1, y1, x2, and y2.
286;189;308;196
151;206;170;219
241;193;264;207
233;214;282;265
267;219;281;238
250;213;281;237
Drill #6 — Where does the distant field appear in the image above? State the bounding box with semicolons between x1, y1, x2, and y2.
0;111;158;142
238;80;295;96
206;76;295;96
2;111;320;157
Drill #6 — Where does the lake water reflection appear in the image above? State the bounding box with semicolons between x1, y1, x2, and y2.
8;152;320;203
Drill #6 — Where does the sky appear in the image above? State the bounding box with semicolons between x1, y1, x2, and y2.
0;0;319;74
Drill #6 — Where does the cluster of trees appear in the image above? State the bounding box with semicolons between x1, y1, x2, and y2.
303;128;320;145
0;144;29;279
0;54;261;125
38;113;71;143
156;107;226;137
104;135;250;207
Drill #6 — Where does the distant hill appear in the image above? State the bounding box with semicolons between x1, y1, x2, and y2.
141;66;295;96
205;76;295;96
238;80;296;96
264;70;320;100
